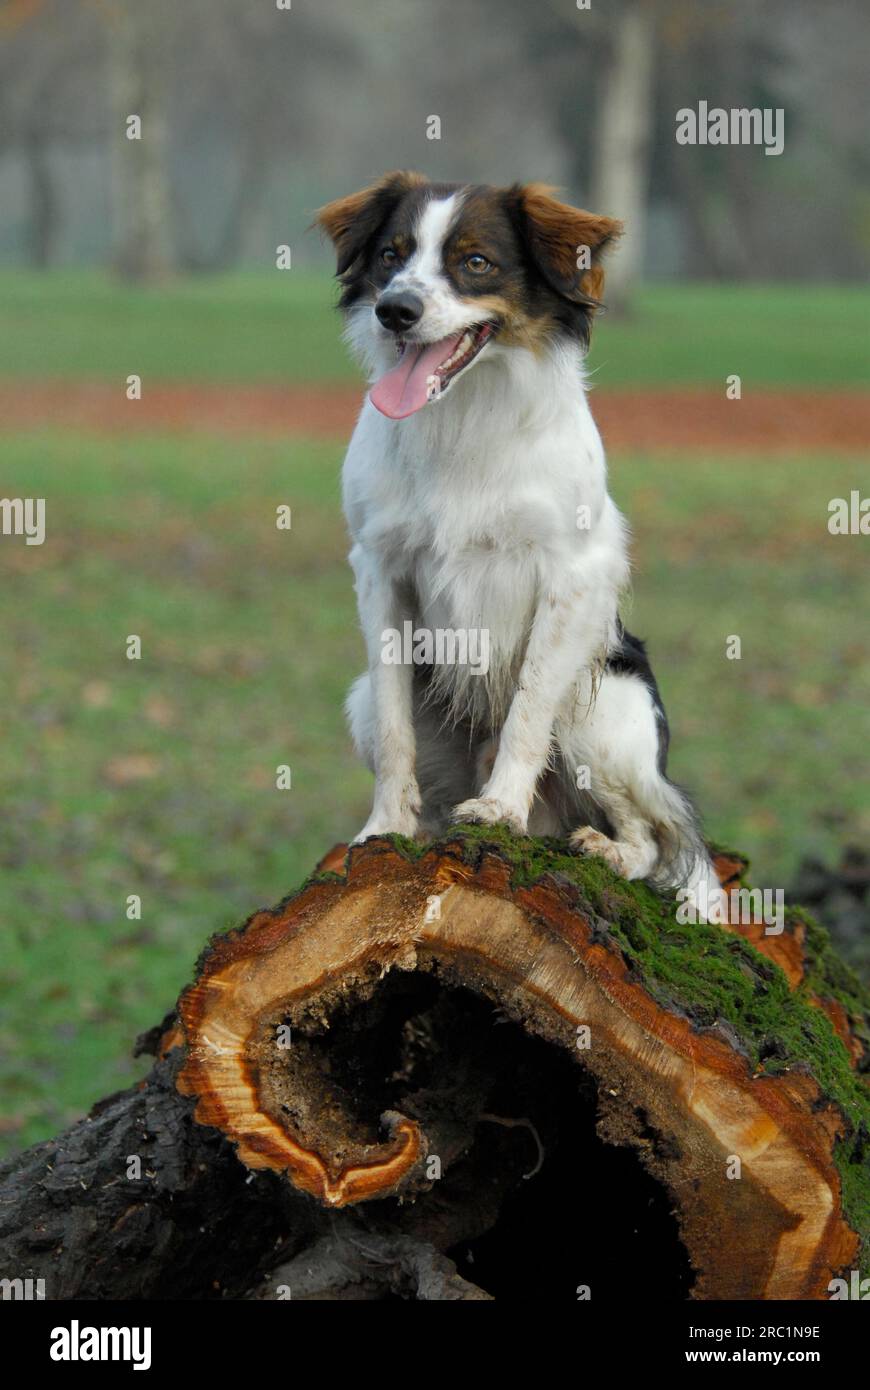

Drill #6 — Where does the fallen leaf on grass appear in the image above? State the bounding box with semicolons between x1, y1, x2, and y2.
82;680;113;709
143;693;176;727
103;754;163;785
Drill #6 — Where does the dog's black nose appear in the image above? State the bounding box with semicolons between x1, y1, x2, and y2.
375;291;424;334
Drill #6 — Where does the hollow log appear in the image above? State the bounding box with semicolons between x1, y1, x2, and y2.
176;829;869;1301
2;828;867;1301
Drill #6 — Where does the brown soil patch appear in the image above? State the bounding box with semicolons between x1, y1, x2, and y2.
1;381;866;452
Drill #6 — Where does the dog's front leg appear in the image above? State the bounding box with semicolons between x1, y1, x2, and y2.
352;565;421;843
454;581;612;834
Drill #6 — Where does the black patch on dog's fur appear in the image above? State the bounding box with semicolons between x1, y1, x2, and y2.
606;623;671;773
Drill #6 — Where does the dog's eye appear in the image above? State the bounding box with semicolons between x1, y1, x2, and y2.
380;247;399;268
464;253;494;274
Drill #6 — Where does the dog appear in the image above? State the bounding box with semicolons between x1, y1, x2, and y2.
316;171;726;918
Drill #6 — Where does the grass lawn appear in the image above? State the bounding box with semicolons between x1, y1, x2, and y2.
1;428;867;1157
0;271;868;387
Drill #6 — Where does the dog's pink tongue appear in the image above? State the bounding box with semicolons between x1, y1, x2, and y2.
370;334;464;419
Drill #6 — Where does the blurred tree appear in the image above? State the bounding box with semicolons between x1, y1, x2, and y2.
103;0;174;279
590;0;656;309
0;0;101;266
168;0;357;270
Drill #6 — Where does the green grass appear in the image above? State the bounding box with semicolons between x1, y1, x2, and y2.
1;271;868;386
1;429;867;1157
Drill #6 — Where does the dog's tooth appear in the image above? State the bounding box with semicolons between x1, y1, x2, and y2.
442;332;473;372
435;326;490;384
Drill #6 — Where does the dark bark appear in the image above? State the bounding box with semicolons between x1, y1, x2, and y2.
0;1049;316;1301
253;1230;492;1301
0;1006;522;1300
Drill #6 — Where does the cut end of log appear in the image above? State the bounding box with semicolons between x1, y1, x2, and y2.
177;828;870;1299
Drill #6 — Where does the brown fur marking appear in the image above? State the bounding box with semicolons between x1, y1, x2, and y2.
520;183;622;306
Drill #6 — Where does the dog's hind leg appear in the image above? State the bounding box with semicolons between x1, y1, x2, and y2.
556;667;727;921
569;795;659;881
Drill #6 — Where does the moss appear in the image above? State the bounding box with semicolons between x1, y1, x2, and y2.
707;840;750;868
794;908;870;1052
304;868;347;886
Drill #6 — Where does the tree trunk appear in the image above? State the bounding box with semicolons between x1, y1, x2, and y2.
23;129;57;268
106;0;174;281
591;0;656;310
2;830;867;1301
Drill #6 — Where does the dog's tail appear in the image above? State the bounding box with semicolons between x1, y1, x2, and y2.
642;773;729;923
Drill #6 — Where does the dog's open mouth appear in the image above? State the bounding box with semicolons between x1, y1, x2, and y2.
370;322;496;420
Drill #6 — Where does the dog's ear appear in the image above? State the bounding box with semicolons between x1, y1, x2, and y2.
511;183;622;311
314;171;426;278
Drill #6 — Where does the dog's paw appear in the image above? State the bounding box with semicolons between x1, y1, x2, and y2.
569;826;627;876
352;793;421;845
452;797;527;834
352;777;422;845
352;811;420;844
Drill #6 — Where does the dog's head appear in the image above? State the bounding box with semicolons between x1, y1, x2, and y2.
315;172;622;419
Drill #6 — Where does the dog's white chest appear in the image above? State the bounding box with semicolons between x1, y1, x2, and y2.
342;348;615;723
414;536;539;650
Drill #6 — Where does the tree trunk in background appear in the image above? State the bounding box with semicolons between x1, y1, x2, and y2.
106;0;174;280
591;0;656;310
668;144;736;279
23;129;57;268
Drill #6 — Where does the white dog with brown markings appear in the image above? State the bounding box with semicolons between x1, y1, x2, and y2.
316;171;726;920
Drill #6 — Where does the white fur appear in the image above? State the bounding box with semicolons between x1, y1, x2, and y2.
340;197;726;921
374;194;475;344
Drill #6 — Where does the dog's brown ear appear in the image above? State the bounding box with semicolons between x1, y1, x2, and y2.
512;183;622;310
314;171;426;278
